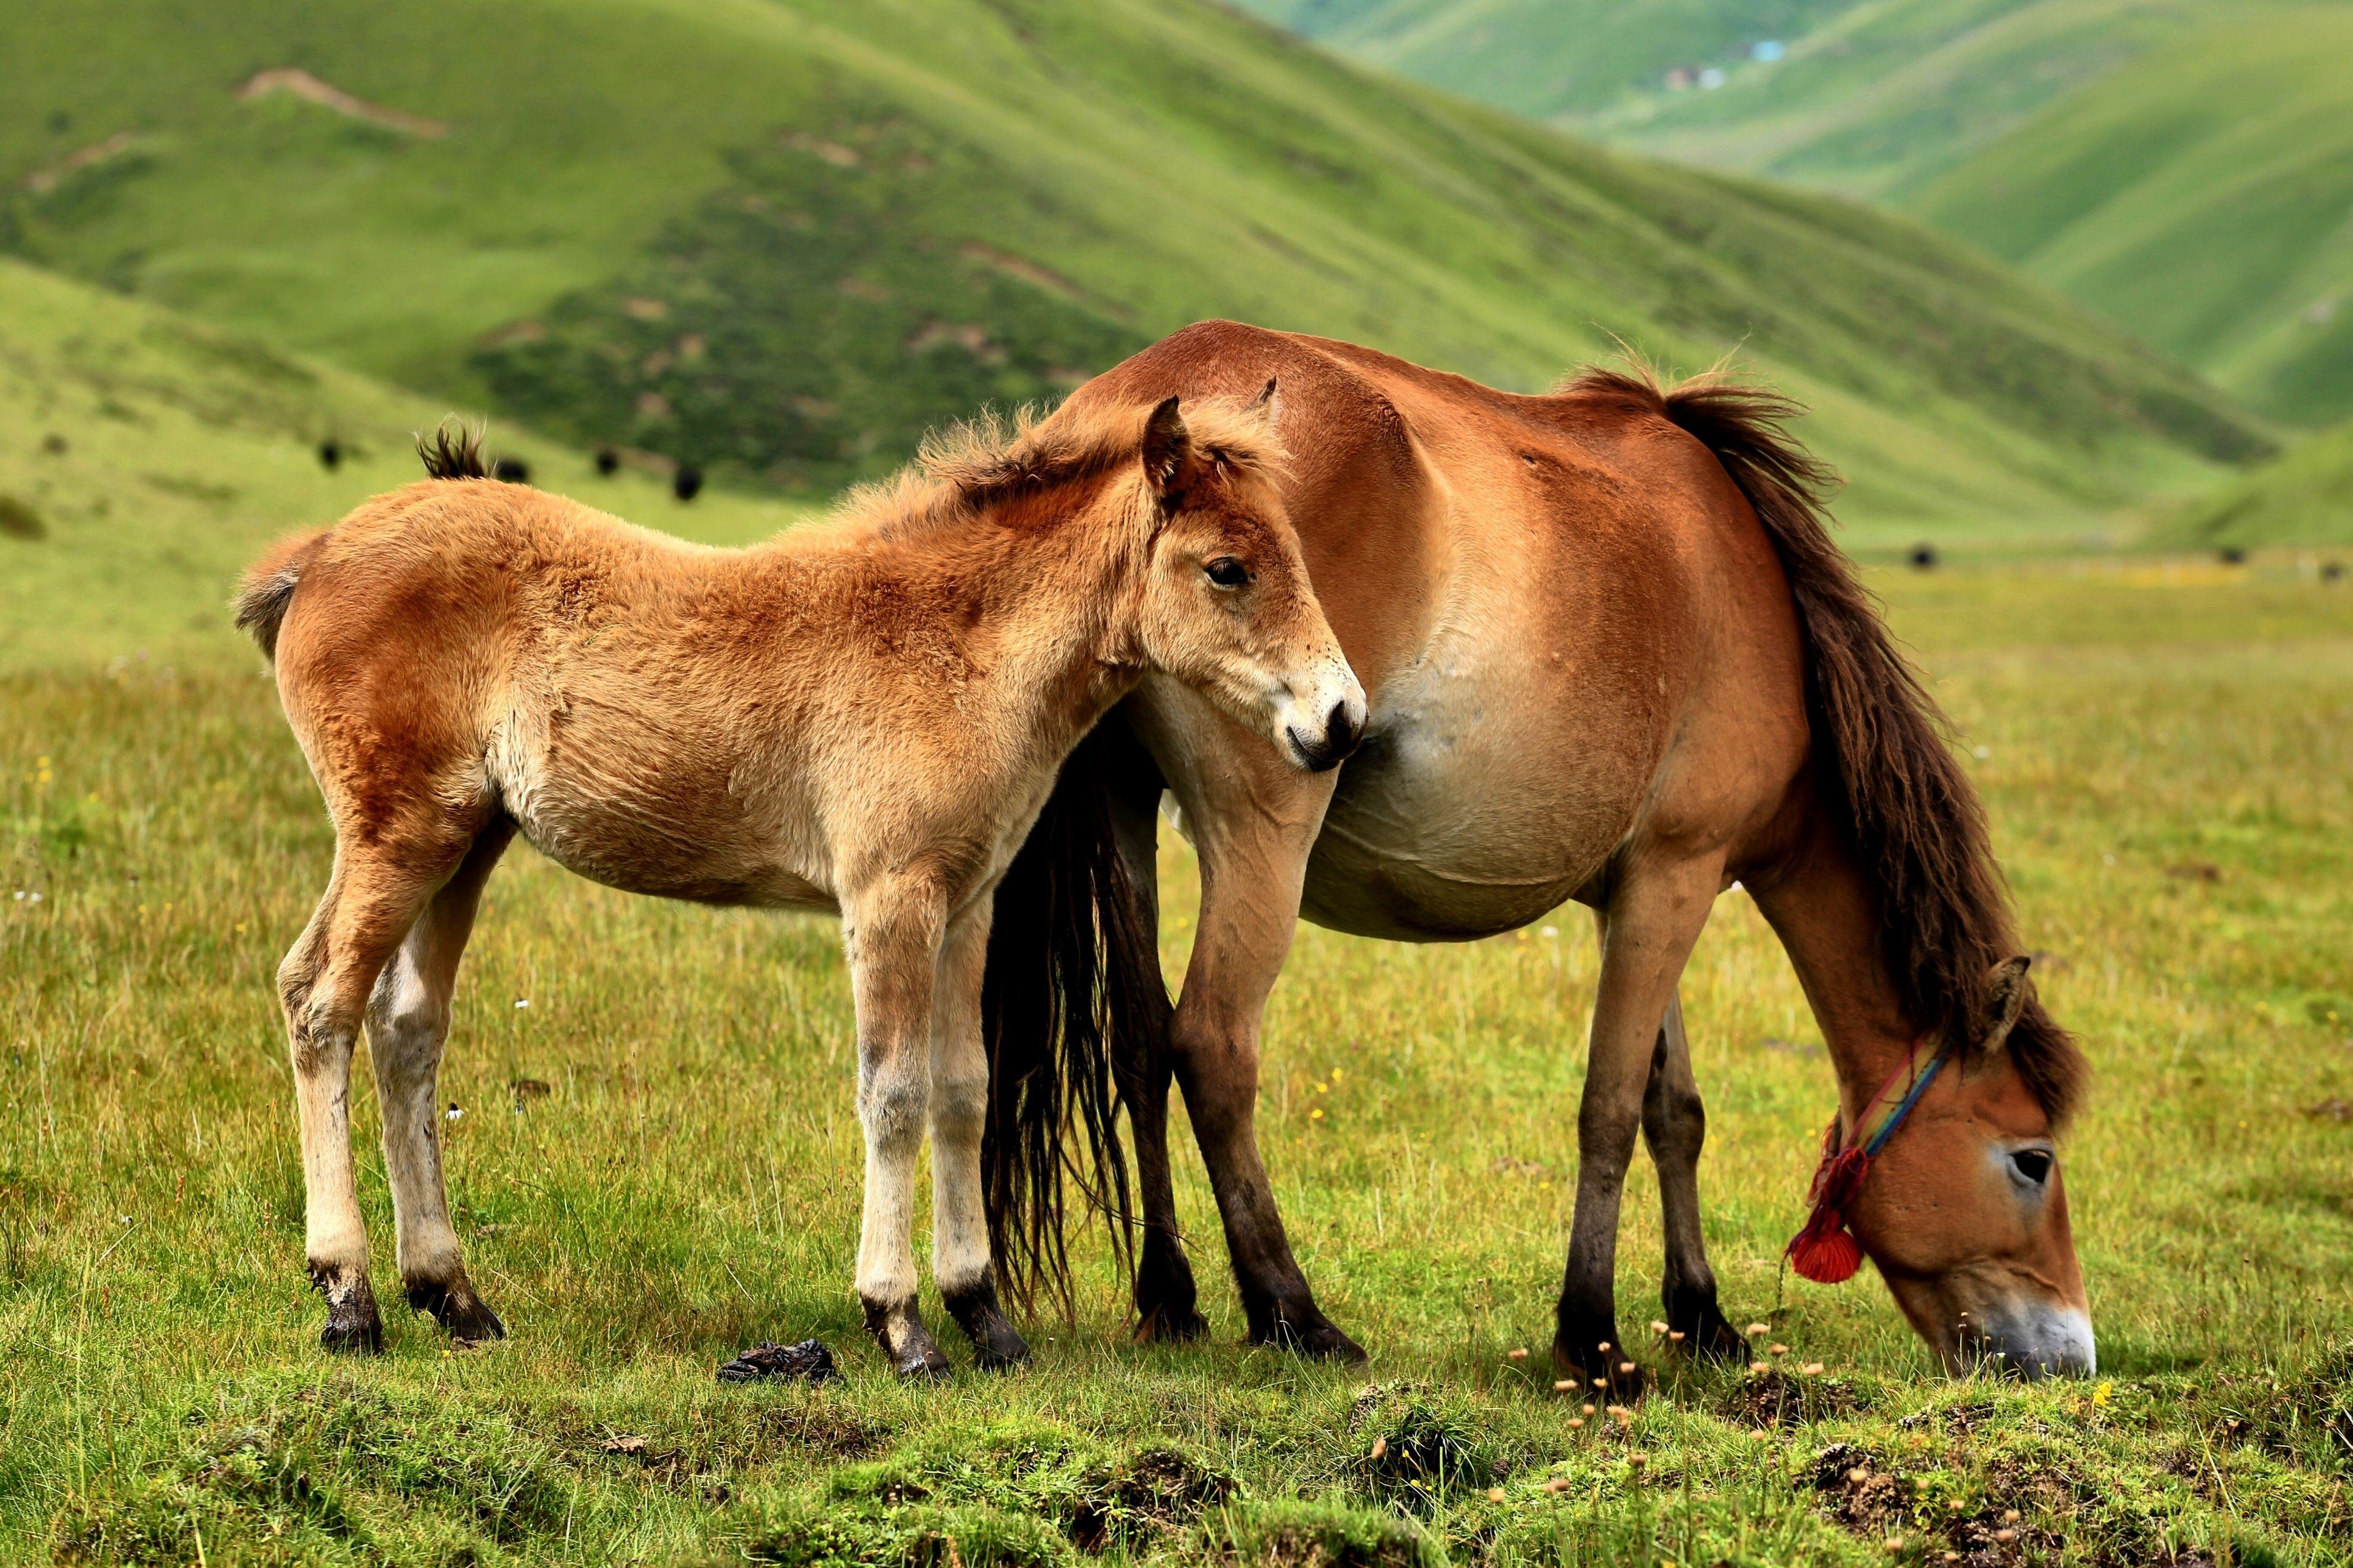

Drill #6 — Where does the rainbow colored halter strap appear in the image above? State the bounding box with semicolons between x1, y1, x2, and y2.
1784;1033;1955;1284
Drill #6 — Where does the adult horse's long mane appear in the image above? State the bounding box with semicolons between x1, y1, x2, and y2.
1566;365;2085;1122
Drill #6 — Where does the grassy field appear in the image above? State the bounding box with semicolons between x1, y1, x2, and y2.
7;490;2353;1566
1260;0;2353;426
0;0;2267;533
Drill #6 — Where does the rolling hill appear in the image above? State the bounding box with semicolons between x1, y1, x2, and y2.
0;0;2266;543
1246;0;2353;426
0;258;804;671
2161;417;2353;552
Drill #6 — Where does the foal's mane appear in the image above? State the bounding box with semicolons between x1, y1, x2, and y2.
1565;363;2085;1124
842;397;1287;542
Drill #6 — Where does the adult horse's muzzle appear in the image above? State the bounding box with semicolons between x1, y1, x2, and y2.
1957;1296;2098;1380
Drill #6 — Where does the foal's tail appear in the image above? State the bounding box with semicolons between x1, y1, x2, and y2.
234;531;330;661
979;724;1161;1317
234;420;491;660
1571;365;2082;1117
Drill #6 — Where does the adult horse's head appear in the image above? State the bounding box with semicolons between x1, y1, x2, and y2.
1127;384;1364;771
1789;946;2092;1379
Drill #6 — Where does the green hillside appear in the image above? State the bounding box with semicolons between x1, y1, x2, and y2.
2161;417;2353;552
1248;0;2353;426
0;258;805;672
0;0;2267;542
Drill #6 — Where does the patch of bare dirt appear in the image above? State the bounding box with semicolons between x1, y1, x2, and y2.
1068;1448;1236;1553
236;70;447;136
1721;1367;1863;1429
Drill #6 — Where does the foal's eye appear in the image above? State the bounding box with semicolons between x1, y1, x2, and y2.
2009;1149;2054;1187
1204;556;1250;589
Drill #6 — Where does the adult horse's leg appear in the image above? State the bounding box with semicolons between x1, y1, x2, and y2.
1640;991;1747;1360
1158;753;1359;1359
365;821;513;1342
1096;732;1206;1342
846;880;952;1379
277;847;455;1353
1555;856;1720;1396
929;901;1030;1369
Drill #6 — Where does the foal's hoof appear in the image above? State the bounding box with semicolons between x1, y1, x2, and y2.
1552;1334;1647;1401
312;1267;385;1355
864;1295;952;1381
408;1276;507;1344
944;1281;1032;1372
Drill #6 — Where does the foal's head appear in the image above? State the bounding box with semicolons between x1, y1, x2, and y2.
1847;958;2095;1378
1124;386;1364;769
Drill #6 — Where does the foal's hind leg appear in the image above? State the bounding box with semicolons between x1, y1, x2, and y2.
278;849;456;1353
1641;992;1746;1362
367;822;513;1343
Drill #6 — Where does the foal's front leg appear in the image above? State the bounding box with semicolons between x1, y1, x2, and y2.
846;886;952;1378
929;904;1030;1368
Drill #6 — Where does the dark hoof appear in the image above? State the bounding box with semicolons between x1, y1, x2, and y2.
1665;1287;1748;1364
1552;1331;1647;1401
864;1295;952;1381
1250;1302;1368;1363
407;1276;506;1343
1135;1303;1209;1344
1135;1243;1206;1343
312;1265;384;1355
944;1278;1032;1372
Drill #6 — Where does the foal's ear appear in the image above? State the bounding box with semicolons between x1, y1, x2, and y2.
1979;955;2034;1052
1141;396;1190;500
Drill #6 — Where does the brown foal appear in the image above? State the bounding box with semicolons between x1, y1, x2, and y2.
988;322;2095;1388
239;392;1364;1375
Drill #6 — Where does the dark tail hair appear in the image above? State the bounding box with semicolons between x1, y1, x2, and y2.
233;531;329;660
1570;366;2084;1122
979;725;1164;1315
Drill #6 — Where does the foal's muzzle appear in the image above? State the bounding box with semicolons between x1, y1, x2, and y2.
1287;698;1363;772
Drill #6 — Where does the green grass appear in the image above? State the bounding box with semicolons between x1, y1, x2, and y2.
0;0;2268;534
7;545;2353;1564
1253;0;2353;426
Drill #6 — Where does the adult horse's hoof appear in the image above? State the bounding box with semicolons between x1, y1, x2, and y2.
865;1295;952;1381
1135;1303;1209;1344
408;1274;506;1344
312;1266;384;1355
1552;1331;1647;1401
1252;1302;1368;1363
944;1279;1032;1372
1665;1287;1748;1364
1135;1245;1208;1343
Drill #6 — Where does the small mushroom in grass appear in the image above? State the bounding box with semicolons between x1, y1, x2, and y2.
1507;1347;1528;1360
1668;1330;1686;1343
1370;1437;1387;1460
1553;1378;1576;1392
1747;1322;1770;1337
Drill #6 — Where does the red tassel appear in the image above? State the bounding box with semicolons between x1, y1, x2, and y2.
1786;1128;1872;1284
1788;1217;1865;1283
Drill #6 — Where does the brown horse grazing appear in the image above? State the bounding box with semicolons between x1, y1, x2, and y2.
984;322;2093;1389
235;395;1364;1377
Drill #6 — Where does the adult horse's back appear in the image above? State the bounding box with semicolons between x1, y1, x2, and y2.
983;322;2091;1389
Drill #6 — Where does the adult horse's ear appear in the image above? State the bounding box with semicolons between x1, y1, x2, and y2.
1246;376;1282;427
1142;396;1190;500
1980;955;2034;1052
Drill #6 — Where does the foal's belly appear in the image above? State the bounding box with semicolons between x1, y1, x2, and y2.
1298;649;1653;942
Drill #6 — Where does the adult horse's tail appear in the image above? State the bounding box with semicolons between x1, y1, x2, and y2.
979;724;1159;1315
1573;366;2083;1116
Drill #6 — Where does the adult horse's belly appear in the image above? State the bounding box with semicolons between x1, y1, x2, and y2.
1298;638;1658;942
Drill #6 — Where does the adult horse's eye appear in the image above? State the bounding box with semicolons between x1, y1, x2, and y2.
2009;1148;2054;1187
1204;556;1250;589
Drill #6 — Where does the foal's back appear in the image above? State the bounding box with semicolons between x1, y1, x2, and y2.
269;479;858;909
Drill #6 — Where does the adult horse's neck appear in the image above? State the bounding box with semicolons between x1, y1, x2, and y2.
1748;815;1930;1128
